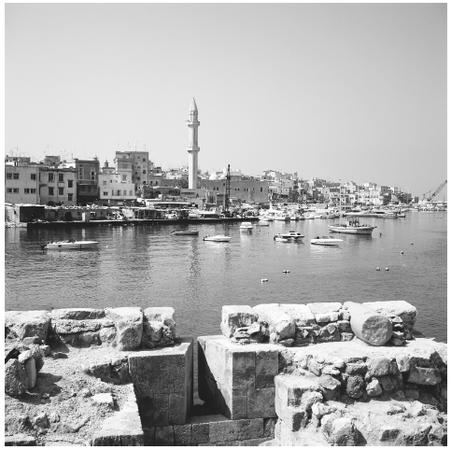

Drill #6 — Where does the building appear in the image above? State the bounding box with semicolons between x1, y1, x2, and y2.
115;151;152;193
5;165;40;204
187;98;200;189
75;158;100;204
98;161;136;205
38;166;77;205
200;169;269;205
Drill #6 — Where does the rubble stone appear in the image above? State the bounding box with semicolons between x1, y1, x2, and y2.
106;307;143;351
408;367;442;385
142;307;176;349
5;359;27;397
221;305;259;338
6;310;50;343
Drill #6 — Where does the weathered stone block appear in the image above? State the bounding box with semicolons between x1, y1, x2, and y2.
128;339;192;426
6;310;50;343
366;379;382;397
221;305;258;338
232;351;255;393
91;385;144;446
253;304;295;342
363;300;417;331
255;350;278;388
408;366;442;385
307;302;342;323
275;374;321;411
281;304;316;327
247;388;276;419
346;375;365;399
367;357;393;377
5;359;27;397
173;424;191;445
5;434;37;446
154;426;174;446
209;417;264;443
50;308;105;321
142;307;176;349
106;307;143;351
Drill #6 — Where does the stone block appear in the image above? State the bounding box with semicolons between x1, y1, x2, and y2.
367;357;393;377
190;418;210;445
307;302;342;323
5;359;27;397
128;339;192;426
275;374;321;411
232;351;255;393
363;300;417;331
105;307;143;351
142;307;176;349
255;350;278;388
173;424;192;445
209;417;264;444
5;434;37;446
247;388;276;418
408;366;442;385
221;305;258;338
154;426;175;446
346;375;365;399
50;308;105;320
6;310;50;343
253;304;295;342
91;385;144;446
366;379;382;397
321;415;366;446
280;304;316;327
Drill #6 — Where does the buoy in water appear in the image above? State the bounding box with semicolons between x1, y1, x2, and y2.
376;267;381;271
282;270;290;274
400;251;404;255
261;278;269;283
385;267;390;271
410;242;414;245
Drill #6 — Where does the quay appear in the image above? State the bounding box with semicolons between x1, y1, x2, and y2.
26;216;259;229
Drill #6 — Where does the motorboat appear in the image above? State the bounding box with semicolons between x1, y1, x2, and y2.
280;231;304;241
171;230;199;236
311;236;343;246
42;240;99;251
239;221;253;230
329;220;377;235
274;235;289;243
203;235;231;242
256;220;270;227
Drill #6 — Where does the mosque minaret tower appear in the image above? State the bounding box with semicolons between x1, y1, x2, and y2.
187;98;200;189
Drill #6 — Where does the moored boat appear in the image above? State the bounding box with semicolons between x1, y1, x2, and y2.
273;235;289;243
42;240;99;251
311;236;343;246
329;220;376;235
239;221;253;230
172;230;199;236
280;231;304;240
203;235;231;242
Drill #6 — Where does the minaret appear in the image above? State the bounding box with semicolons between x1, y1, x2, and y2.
187;98;200;189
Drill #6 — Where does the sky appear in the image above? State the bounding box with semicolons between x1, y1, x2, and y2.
5;3;447;195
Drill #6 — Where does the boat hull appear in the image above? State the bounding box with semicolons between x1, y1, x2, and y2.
203;236;231;242
44;241;99;250
172;231;199;236
311;239;342;246
329;225;375;235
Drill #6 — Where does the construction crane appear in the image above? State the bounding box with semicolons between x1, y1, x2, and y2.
224;164;231;215
422;180;447;202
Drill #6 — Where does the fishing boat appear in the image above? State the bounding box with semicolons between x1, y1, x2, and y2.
42;240;99;251
239;221;253;230
311;236;343;246
171;230;199;236
203;235;231;242
280;231;304;241
329;220;376;235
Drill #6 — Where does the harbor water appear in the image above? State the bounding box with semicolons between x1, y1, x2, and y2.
5;212;447;342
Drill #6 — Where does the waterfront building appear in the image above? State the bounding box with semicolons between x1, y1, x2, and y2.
38;166;77;205
114;150;153;193
98;161;136;205
75;158;100;204
5;164;40;204
187;98;200;190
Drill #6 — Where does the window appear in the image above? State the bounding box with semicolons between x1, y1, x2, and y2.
13;173;19;180
31;189;36;194
103;192;108;197
129;190;133;196
59;173;64;182
91;171;95;180
122;175;127;182
48;173;54;182
13;188;19;193
59;187;64;195
7;188;12;193
260;187;263;192
68;194;73;201
143;170;146;174
31;173;36;180
6;173;12;179
68;179;73;188
49;187;54;196
24;188;30;194
123;190;127;196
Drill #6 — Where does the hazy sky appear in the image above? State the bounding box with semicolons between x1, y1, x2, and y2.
5;3;446;195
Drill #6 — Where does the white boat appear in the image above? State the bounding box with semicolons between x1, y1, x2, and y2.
42;240;99;251
280;231;304;241
256;220;270;227
311;236;343;246
329;220;377;235
203;235;231;242
239;221;253;230
274;236;289;243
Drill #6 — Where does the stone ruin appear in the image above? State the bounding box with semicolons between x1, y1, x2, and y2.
4;300;448;446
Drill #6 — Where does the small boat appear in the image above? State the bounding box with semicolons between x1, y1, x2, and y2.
329;220;377;235
311;236;343;246
280;231;304;241
239;221;253;230
171;230;199;236
256;220;270;227
42;240;99;251
203;235;231;242
274;236;289;243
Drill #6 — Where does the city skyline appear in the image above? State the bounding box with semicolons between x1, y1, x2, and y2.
6;3;446;195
